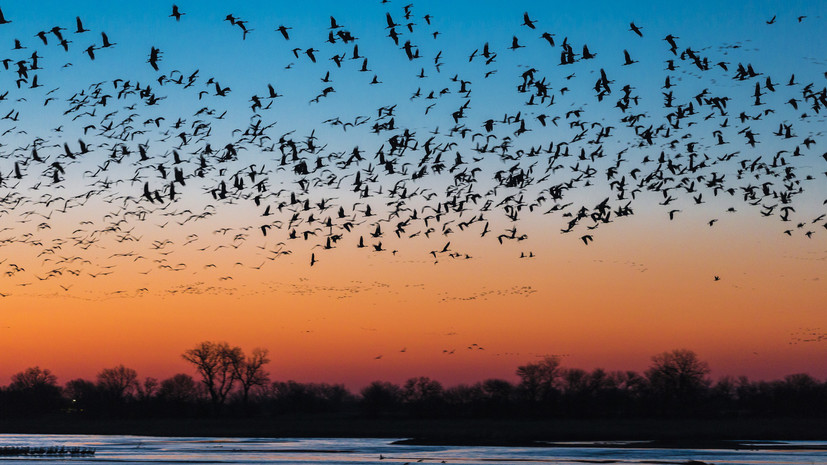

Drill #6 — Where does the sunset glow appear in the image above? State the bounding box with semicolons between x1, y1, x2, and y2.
0;0;825;390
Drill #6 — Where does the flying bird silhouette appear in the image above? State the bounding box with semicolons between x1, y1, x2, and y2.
170;5;185;21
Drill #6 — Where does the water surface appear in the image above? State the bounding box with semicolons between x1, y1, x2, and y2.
1;435;825;464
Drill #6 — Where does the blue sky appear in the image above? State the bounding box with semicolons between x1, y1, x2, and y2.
0;0;824;249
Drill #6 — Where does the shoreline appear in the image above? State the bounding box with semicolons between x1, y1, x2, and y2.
393;438;827;450
2;416;826;447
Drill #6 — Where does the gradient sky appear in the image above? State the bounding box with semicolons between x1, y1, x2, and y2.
0;0;825;389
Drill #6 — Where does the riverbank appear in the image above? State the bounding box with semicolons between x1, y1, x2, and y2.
2;415;826;446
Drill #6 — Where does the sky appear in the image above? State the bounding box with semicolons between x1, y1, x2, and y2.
0;0;825;389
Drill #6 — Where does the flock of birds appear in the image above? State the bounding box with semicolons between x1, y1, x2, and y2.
0;3;825;297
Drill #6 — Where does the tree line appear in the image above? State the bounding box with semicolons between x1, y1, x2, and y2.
1;344;825;420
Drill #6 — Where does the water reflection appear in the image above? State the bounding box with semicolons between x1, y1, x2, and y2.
0;435;824;465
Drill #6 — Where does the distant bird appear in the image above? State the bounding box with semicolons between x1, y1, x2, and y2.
276;25;291;40
509;36;524;50
385;12;399;29
75;16;89;33
664;34;679;51
266;84;281;99
766;15;776;24
235;19;251;39
148;47;161;70
0;7;10;25
170;5;185;21
522;12;537;29
0;2;820;289
100;32;115;48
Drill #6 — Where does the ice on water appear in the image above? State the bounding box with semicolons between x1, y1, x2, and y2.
1;435;826;464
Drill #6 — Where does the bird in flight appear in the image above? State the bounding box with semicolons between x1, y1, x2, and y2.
170;5;185;21
522;12;537;29
75;16;89;33
0;0;819;283
148;47;161;70
276;25;291;40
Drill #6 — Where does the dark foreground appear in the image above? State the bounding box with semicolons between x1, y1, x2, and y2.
2;415;827;447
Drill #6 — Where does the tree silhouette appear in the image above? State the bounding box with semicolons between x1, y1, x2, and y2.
516;355;563;404
360;380;402;416
64;378;101;414
159;373;200;403
158;373;200;416
96;365;139;401
478;378;515;415
480;378;514;401
136;377;159;401
778;373;823;416
645;348;710;413
233;347;270;406
10;366;58;390
267;381;353;413
182;341;242;412
1;348;825;422
6;367;63;414
403;376;444;415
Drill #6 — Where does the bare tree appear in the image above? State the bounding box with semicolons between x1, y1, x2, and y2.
403;376;443;403
64;378;97;406
96;365;139;400
159;373;200;403
8;366;62;413
9;366;58;390
182;341;242;411
516;355;563;402
136;377;159;401
233;347;270;406
402;376;444;414
360;381;402;416
646;348;710;404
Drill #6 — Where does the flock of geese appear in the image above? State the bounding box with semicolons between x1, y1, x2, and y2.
0;3;824;296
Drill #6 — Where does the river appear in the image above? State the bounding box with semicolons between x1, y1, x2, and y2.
1;435;825;464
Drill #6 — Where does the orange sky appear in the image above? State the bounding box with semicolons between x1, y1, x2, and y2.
2;206;825;389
